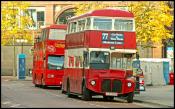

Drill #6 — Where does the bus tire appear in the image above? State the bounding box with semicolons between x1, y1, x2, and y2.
41;77;47;89
34;75;39;87
66;79;71;97
127;92;134;103
81;83;91;101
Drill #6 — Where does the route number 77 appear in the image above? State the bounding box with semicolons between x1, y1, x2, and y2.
102;33;108;40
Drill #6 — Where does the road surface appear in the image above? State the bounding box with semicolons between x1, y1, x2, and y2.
1;79;169;108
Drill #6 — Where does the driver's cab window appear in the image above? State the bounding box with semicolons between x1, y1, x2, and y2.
90;51;109;63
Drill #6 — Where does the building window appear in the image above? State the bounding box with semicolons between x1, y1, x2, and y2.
27;9;37;29
37;11;44;28
56;8;75;24
27;7;45;30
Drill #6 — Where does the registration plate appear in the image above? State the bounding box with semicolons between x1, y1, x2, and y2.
105;92;118;96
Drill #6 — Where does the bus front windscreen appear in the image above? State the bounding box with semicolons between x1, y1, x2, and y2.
49;29;66;40
90;51;110;69
48;55;64;70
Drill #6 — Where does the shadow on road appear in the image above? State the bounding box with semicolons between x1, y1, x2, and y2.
45;86;62;90
34;86;62;90
66;95;126;103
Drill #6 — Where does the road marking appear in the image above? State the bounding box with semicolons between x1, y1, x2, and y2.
10;104;21;107
2;101;11;104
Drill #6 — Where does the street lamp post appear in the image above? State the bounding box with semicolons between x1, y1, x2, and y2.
13;36;16;77
16;39;28;53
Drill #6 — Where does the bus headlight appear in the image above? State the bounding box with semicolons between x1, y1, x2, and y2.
48;74;54;78
90;80;96;86
127;82;132;87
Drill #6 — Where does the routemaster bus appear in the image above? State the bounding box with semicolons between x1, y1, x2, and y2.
62;9;136;103
32;24;67;88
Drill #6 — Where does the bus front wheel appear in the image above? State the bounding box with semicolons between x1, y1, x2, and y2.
34;75;39;87
127;92;134;103
81;83;91;101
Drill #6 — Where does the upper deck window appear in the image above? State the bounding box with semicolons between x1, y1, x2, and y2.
114;19;133;31
86;18;91;30
67;23;71;34
77;20;85;31
93;18;112;30
49;29;66;40
70;22;77;33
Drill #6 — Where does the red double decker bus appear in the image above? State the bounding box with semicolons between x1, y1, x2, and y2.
62;9;137;103
32;24;67;88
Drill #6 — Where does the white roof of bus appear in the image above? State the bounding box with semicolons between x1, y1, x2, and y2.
68;8;131;21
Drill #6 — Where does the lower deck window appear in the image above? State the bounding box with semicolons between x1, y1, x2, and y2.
48;55;64;70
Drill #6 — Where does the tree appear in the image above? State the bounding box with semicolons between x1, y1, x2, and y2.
1;1;33;45
129;1;173;47
74;1;108;16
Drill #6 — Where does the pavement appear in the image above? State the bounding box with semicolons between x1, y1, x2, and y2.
1;76;174;108
134;85;174;107
1;76;32;81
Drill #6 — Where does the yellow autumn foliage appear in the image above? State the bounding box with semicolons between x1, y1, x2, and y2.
74;1;108;16
1;1;33;45
129;1;173;46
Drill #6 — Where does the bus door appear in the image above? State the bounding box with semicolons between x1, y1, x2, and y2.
83;51;89;81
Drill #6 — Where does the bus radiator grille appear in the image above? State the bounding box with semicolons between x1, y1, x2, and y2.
101;79;122;93
112;79;122;93
101;79;111;92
